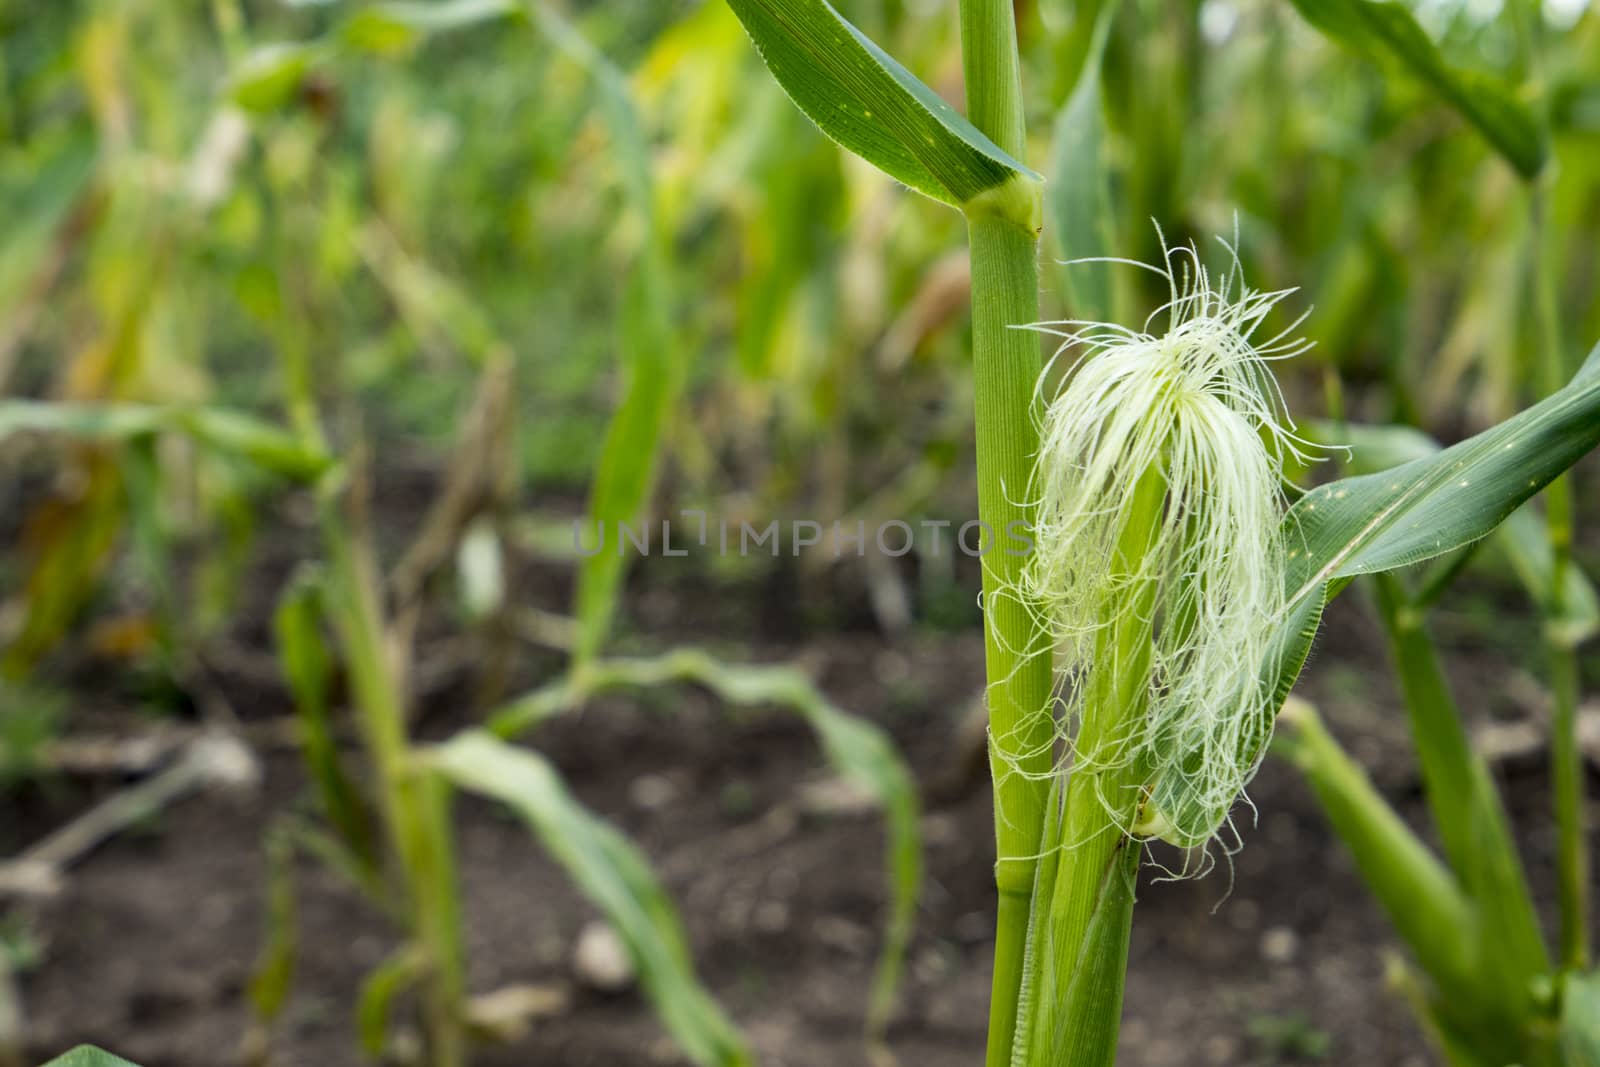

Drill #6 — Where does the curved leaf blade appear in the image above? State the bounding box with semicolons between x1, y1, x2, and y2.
40;1049;142;1067
1284;0;1547;177
1304;418;1600;644
0;401;333;482
725;0;1039;205
431;732;750;1067
483;649;922;1039
1286;343;1600;602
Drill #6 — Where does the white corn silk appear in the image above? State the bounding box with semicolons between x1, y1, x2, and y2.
1025;240;1311;849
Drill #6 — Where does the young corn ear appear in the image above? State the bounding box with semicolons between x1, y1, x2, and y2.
1024;236;1313;851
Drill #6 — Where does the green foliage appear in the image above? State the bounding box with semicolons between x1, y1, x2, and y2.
1284;0;1547;177
0;401;332;482
723;0;1040;208
486;648;922;1038
432;731;750;1067
38;1049;142;1067
0;684;61;788
1287;342;1600;596
1046;0;1120;324
535;0;683;664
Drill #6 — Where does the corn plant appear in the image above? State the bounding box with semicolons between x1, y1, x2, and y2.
217;6;925;1066
40;1046;141;1067
720;1;1600;1063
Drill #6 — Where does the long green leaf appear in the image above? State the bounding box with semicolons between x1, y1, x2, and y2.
488;648;922;1039
39;1049;142;1067
431;732;750;1067
1284;0;1547;177
529;2;681;663
1563;969;1600;1066
725;0;1039;206
1372;573;1549;1016
1286;342;1600;602
1047;0;1120;324
1276;701;1481;998
1303;418;1600;643
0;401;333;482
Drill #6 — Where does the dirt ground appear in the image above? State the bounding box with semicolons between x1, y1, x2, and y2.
6;512;1591;1067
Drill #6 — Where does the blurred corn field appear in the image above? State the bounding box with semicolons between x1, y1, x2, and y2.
2;1;1599;1066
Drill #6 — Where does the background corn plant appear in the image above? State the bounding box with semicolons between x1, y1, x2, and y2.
2;0;1599;1065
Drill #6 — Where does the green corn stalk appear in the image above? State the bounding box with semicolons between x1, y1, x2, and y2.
1369;574;1550;1058
1531;187;1589;974
1020;468;1164;1067
257;149;468;1065
950;5;1058;1062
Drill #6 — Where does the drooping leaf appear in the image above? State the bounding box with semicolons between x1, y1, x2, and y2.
39;1048;142;1067
1283;0;1547;178
431;732;751;1067
484;648;922;1039
724;0;1040;206
0;401;333;483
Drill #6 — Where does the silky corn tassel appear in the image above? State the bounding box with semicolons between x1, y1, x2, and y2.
1025;236;1313;851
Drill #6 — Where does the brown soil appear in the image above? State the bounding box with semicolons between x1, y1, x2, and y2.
6;536;1587;1067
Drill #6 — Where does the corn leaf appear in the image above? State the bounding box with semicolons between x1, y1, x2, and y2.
1286;341;1600;602
39;1049;142;1067
247;828;299;1022
1371;573;1550;1016
528;3;681;663
274;576;376;868
1276;701;1482;998
431;732;751;1067
0;401;332;482
355;946;426;1058
342;0;518;53
1025;841;1138;1067
487;649;922;1039
1047;0;1120;324
1563;969;1600;1066
725;0;1039;206
1303;418;1600;643
1283;0;1546;178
